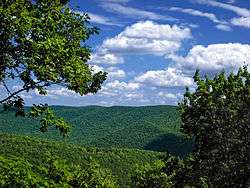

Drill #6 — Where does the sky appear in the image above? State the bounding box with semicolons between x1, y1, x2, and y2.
2;0;250;106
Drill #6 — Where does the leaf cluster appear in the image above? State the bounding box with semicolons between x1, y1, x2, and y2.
178;66;250;187
133;67;249;187
0;153;117;188
0;0;107;135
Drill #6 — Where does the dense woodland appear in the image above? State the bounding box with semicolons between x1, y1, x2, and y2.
0;134;163;187
0;105;194;187
0;105;193;157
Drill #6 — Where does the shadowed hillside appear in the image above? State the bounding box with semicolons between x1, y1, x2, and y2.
0;105;193;157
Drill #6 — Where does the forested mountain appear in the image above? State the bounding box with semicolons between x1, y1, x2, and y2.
0;105;193;157
0;134;162;187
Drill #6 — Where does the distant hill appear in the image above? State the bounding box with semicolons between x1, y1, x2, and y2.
0;134;163;187
0;105;193;157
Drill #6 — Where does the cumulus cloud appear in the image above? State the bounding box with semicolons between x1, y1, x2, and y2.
97;80;142;100
105;80;140;90
89;53;124;65
135;68;193;87
171;43;250;74
158;91;177;99
90;21;192;67
133;43;250;89
106;67;126;79
101;3;175;21
91;65;126;79
102;21;192;55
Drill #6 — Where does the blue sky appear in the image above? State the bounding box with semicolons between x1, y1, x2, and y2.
2;0;250;106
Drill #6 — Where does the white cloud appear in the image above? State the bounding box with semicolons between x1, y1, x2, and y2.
91;65;126;79
172;43;250;74
87;13;122;26
231;17;250;28
105;80;140;90
12;85;22;91
186;23;200;28
102;21;192;55
158;91;177;99
48;88;79;97
106;67;126;79
125;93;143;99
215;24;232;31
227;0;235;4
197;0;250;29
89;53;124;65
197;0;250;17
101;3;175;21
20;94;32;99
74;11;122;26
135;67;193;87
169;7;224;24
169;7;231;31
97;80;142;99
91;65;104;74
90;21;192;69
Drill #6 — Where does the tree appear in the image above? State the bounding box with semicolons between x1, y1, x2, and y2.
133;66;249;187
178;66;250;187
0;0;107;136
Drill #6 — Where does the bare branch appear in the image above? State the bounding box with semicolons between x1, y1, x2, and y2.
0;81;44;104
2;81;12;95
0;87;27;104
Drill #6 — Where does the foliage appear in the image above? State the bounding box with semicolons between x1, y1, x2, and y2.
132;154;208;188
0;0;107;135
0;105;193;157
178;66;250;187
131;160;172;188
133;67;249;188
68;159;116;188
29;104;70;137
0;153;117;188
0;134;163;187
0;156;40;187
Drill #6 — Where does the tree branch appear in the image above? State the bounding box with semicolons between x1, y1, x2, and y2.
0;87;27;104
2;81;12;95
0;81;44;104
